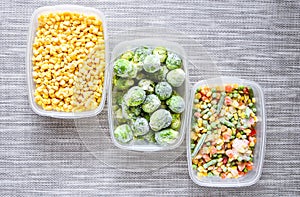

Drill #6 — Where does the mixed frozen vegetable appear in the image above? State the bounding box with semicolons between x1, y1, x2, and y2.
190;84;257;179
112;46;186;146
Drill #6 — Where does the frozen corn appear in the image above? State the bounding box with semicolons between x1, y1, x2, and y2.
32;12;105;112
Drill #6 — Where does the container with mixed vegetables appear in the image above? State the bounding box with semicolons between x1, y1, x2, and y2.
190;84;257;179
111;46;186;147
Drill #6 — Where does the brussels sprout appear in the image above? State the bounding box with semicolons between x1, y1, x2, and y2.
166;53;182;70
134;47;151;62
155;82;172;100
123;86;146;107
171;113;181;130
152;66;169;82
121;51;134;61
166;95;185;113
114;77;134;90
112;90;125;106
143;54;161;73
149;109;172;131
136;72;146;81
131;117;150;136
114;124;133;143
166;68;185;87
142;94;161;113
114;108;127;124
155;129;179;145
143;130;156;143
113;59;134;78
121;101;142;120
153;46;168;62
138;79;155;94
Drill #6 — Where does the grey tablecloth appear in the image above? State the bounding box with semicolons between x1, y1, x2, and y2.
0;0;299;196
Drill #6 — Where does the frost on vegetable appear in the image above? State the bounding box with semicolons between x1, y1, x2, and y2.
166;68;185;87
155;82;173;100
166;95;185;113
113;59;134;78
143;54;161;73
142;94;161;113
121;51;134;61
133;46;151;62
113;77;134;90
131;117;150;136
166;53;182;70
153;46;168;63
114;124;133;143
149;109;172;131
138;79;155;94
123;86;146;107
155;129;179;145
171;113;181;130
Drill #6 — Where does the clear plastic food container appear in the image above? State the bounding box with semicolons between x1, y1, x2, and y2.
26;5;109;118
108;38;188;151
187;76;266;187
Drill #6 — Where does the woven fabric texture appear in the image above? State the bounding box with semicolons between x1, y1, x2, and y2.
0;0;299;196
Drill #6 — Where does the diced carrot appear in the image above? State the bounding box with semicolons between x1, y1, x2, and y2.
202;154;211;162
221;173;226;179
210;146;217;154
225;85;233;93
246;162;253;171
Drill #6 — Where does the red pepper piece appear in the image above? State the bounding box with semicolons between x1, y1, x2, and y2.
222;157;228;164
243;87;249;94
249;129;256;136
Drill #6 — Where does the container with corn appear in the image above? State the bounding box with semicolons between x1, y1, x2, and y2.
27;5;108;118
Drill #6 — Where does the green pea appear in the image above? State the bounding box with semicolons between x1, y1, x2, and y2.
208;172;214;177
207;103;212;108
192;164;197;170
194;99;199;103
207;125;212;131
243;168;248;172
207;112;212;117
191;144;195;149
252;108;257;113
211;88;216;93
206;142;211;146
212;93;217;98
238;85;244;91
249;103;253;107
207;131;212;135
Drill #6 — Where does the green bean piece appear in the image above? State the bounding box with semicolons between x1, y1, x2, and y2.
203;159;218;169
216;92;226;114
191;133;208;158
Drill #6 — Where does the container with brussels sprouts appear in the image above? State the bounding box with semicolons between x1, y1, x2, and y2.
109;41;187;151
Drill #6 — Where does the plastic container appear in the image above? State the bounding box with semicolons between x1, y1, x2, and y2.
26;5;109;118
108;38;189;151
187;76;266;187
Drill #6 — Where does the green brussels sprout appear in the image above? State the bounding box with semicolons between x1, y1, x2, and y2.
114;108;127;124
166;95;185;113
114;77;134;90
121;101;142;120
143;54;161;73
136;72;146;81
143;130;156;143
152;66;169;82
114;124;133;143
121;51;134;61
112;90;125;106
166;53;182;70
155;129;179;145
166;68;185;87
131;117;150;136
142;94;161;113
138;79;155;94
153;46;168;62
171;113;181;130
155;82;173;100
113;59;134;78
149;109;172;131
123;86;146;107
134;47;151;62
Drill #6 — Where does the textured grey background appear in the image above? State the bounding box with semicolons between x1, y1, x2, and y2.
0;0;300;196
